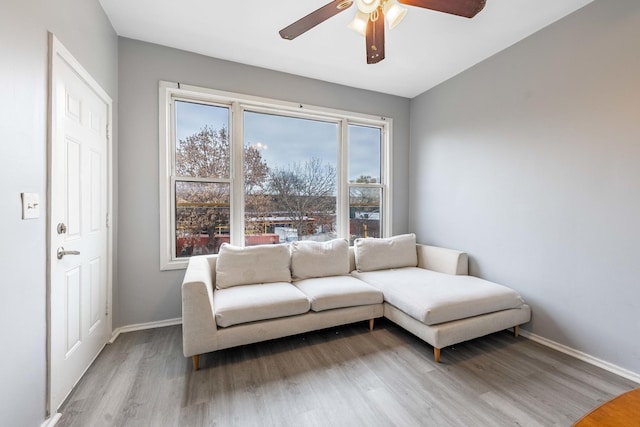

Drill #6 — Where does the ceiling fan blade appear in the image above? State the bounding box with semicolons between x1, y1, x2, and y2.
279;0;354;40
366;8;385;64
398;0;486;18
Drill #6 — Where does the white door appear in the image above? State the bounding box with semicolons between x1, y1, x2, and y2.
49;35;112;413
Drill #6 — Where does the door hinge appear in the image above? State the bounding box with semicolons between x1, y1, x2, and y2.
106;212;110;228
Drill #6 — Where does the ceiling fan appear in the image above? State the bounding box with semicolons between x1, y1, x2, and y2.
279;0;486;64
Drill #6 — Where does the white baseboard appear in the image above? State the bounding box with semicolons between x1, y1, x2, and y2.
41;413;61;427
519;329;640;385
109;318;182;344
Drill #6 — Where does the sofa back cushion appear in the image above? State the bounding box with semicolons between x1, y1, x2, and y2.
290;239;350;280
215;243;291;289
354;233;418;272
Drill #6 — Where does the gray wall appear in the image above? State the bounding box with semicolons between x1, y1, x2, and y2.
409;0;640;375
0;0;117;425
116;38;411;327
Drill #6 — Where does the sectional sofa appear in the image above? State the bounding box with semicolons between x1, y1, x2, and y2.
181;234;531;370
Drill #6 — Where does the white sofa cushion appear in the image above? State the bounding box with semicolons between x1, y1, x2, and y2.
213;282;310;328
354;233;418;272
290;239;350;280
215;243;291;289
352;267;524;325
294;275;383;312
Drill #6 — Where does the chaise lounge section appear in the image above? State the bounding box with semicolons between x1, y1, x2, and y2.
351;236;531;362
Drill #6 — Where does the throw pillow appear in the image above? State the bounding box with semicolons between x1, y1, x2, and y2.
354;233;418;272
290;239;350;280
215;243;291;289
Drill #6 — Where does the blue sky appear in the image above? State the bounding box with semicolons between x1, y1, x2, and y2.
244;111;337;170
176;101;380;181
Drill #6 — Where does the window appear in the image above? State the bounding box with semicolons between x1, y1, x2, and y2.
349;124;383;240
243;111;338;246
159;82;391;269
173;101;230;258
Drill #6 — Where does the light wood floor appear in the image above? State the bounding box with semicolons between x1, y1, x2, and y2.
57;320;637;427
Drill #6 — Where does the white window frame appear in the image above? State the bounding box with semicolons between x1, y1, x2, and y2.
159;81;392;270
346;122;388;238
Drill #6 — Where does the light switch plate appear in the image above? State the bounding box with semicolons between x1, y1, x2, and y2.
22;193;40;219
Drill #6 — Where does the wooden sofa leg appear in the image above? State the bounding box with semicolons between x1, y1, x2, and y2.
514;325;520;337
193;355;200;371
434;347;441;363
369;319;374;331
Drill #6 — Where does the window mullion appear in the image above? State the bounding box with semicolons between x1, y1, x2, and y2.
383;121;392;237
231;102;244;246
337;120;349;240
174;176;231;184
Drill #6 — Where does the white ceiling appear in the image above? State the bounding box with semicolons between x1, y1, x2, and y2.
99;0;594;98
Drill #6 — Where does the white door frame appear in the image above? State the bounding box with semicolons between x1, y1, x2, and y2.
46;33;114;417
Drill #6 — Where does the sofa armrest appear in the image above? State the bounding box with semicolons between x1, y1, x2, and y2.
181;255;218;357
416;244;468;275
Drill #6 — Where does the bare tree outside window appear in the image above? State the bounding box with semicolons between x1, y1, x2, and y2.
174;125;269;255
243;144;271;236
268;158;337;240
176;125;230;179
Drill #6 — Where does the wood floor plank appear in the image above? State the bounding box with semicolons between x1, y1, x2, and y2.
57;320;638;427
479;391;549;427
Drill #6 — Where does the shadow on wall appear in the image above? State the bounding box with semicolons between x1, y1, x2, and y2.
468;255;579;350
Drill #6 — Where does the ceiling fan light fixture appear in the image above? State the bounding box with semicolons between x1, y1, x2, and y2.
279;0;487;65
348;11;369;36
383;0;407;30
356;0;380;14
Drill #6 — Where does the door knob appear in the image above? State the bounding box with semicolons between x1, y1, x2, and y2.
57;247;80;260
